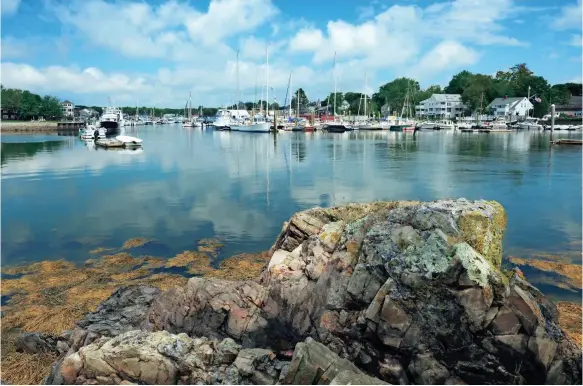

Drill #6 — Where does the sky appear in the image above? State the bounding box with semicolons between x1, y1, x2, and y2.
1;0;582;108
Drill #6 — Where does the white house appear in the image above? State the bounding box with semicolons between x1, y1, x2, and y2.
415;94;467;119
486;97;533;118
61;100;74;118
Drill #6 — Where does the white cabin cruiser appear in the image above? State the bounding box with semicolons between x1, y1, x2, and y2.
516;117;543;130
214;109;234;130
79;125;106;139
99;106;125;135
234;114;270;133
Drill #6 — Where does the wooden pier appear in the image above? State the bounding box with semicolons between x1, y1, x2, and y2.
552;139;582;146
57;122;85;130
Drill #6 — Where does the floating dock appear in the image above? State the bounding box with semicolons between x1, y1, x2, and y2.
57;122;85;130
552;139;582;145
95;139;142;149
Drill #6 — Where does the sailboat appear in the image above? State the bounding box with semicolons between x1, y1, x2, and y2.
233;47;270;133
182;93;194;127
358;73;381;130
389;82;415;132
323;52;353;133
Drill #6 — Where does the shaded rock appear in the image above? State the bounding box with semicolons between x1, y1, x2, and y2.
15;332;63;354
40;199;582;385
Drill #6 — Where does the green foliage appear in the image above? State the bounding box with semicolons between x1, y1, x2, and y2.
372;77;419;116
322;92;344;114
444;71;473;94
550;85;572;105
1;86;62;120
290;88;309;109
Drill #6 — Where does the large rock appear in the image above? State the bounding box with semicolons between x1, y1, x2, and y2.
43;200;581;385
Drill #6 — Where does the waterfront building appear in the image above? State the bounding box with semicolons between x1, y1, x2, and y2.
415;94;467;119
486;96;533;118
555;96;582;117
61;100;75;118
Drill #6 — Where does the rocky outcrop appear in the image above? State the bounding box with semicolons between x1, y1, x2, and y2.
43;200;581;385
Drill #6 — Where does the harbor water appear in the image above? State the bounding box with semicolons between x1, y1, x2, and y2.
1;126;581;301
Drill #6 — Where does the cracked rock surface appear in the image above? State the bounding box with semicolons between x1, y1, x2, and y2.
41;200;581;384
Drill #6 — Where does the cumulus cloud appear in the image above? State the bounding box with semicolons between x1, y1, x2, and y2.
551;0;582;30
0;0;550;107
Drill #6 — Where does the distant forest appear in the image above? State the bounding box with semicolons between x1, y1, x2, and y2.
2;63;581;120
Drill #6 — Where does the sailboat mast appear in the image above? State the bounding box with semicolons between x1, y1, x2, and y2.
333;51;337;118
266;44;269;119
289;72;293;118
364;72;368;118
297;88;300;124
236;50;240;111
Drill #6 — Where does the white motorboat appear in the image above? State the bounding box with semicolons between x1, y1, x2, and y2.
456;122;472;130
80;125;106;139
434;119;455;130
417;121;438;130
115;135;143;146
234;114;270;133
213;109;234;130
516;117;543;130
99;105;125;135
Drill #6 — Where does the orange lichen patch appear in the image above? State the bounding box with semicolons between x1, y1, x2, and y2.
132;273;188;291
140;256;166;270
110;268;151;281
1;328;57;385
557;301;582;348
89;247;117;255
90;252;144;270
197;238;224;257
205;252;270;281
509;256;582;289
166;251;211;269
1;259;76;276
121;237;153;250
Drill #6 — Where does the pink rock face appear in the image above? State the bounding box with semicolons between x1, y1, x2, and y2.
42;200;582;386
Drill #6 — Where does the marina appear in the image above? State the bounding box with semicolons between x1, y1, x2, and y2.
1;126;581;305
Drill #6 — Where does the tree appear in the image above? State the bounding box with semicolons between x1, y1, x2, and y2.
550;85;572;105
40;96;63;119
290;88;309;110
322;92;344;115
19;91;42;119
444;71;472;94
461;74;494;113
372;78;420;116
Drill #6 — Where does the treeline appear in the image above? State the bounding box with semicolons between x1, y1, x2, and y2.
229;64;581;119
1;86;63;120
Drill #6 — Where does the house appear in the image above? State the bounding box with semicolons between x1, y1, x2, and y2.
415;94;467;119
61;100;75;118
78;108;99;120
555;96;582;117
486;97;532;118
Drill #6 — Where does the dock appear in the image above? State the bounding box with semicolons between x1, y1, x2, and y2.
552;139;582;145
57;122;85;130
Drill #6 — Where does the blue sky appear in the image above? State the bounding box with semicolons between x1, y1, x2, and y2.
1;0;581;107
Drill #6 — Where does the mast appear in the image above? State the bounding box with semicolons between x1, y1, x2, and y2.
527;85;531;118
266;44;269;119
364;72;368;118
333;51;337;119
289;72;293;118
236;49;240;111
297;87;300;126
188;92;192;119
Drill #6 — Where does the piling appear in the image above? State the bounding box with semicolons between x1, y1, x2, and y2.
550;104;555;143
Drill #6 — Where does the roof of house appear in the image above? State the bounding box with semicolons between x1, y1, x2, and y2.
556;95;582;110
486;97;528;109
62;100;73;104
421;94;463;103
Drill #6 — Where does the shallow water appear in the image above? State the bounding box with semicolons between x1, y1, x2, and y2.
1;126;581;300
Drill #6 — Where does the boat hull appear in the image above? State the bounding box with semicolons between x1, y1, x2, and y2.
389;125;415;132
100;121;121;135
234;122;270;133
323;124;353;133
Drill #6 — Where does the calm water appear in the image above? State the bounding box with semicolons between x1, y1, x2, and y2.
1;126;581;300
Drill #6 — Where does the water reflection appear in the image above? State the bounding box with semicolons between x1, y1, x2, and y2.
1;128;581;300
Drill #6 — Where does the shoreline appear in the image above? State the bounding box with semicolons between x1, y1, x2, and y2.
1;121;60;132
1;200;582;385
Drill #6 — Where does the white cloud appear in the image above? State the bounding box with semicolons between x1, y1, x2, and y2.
0;0;553;107
551;0;582;30
409;41;480;78
1;0;21;16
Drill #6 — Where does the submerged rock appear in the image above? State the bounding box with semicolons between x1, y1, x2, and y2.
44;200;581;385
